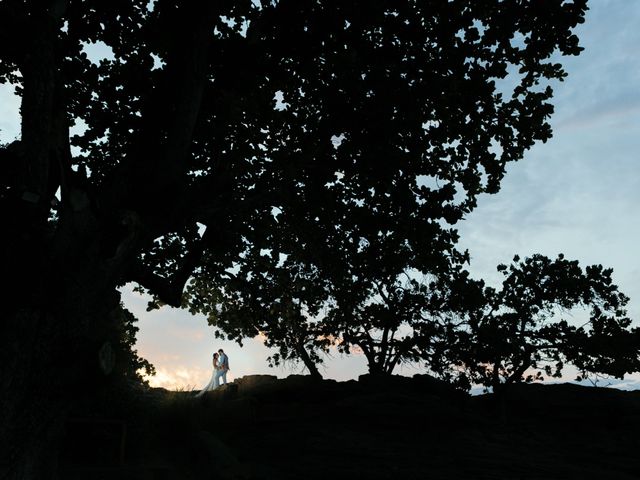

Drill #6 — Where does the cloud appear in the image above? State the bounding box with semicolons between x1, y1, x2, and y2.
549;1;640;125
143;365;210;391
0;83;20;143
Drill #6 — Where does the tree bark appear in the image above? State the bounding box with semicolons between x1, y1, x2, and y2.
0;255;123;479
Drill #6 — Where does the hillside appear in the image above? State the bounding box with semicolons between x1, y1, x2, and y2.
59;374;640;479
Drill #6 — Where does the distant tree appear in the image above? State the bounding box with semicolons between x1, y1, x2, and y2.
0;0;587;476
325;266;472;377
453;254;640;392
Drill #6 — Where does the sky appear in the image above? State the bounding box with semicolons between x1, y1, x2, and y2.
2;1;640;391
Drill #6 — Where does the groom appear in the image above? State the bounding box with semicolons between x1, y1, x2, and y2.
216;348;229;385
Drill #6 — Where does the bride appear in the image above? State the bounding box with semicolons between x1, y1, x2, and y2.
195;352;219;397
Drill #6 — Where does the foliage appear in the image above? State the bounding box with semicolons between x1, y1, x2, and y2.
182;0;589;375
452;254;640;391
113;304;156;384
324;266;470;376
0;1;590;301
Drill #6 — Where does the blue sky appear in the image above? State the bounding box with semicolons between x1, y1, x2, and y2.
2;1;640;390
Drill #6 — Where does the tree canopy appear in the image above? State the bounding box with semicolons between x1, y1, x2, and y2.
2;0;587;309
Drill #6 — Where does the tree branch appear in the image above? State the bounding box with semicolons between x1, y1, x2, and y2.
19;3;68;210
129;226;210;307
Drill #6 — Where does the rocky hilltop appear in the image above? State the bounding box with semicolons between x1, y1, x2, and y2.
60;374;640;479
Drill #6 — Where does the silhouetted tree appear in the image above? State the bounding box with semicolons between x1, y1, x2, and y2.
453;254;640;391
325;267;473;376
0;0;587;476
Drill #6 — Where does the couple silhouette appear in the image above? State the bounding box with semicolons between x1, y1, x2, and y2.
196;348;229;396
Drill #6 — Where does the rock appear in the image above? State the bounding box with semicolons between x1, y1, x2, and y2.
280;374;327;390
233;374;278;395
357;373;419;392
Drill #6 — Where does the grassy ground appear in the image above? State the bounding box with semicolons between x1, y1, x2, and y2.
58;375;640;479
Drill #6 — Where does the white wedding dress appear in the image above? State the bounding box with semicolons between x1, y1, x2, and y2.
195;363;220;397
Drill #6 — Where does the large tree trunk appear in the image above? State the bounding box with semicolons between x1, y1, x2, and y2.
0;190;130;474
0;170;127;479
0;269;123;479
0;309;66;479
